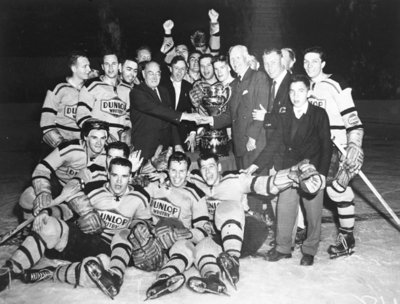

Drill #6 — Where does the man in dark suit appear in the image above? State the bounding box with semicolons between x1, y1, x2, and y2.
130;61;199;160
161;56;195;150
245;74;332;266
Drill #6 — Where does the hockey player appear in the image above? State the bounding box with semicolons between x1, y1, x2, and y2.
76;53;132;144
304;46;364;258
119;57;139;88
40;52;91;148
144;152;212;299
19;119;108;221
0;158;152;299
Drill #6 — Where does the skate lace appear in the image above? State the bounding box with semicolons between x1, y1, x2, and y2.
29;269;52;282
336;233;348;250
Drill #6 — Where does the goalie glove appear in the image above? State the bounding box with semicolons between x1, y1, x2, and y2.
77;210;105;234
128;220;164;271
155;225;193;250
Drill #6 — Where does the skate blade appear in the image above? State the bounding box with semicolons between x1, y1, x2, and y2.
84;263;116;300
329;249;355;259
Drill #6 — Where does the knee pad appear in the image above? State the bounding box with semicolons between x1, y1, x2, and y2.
214;201;244;231
169;240;195;270
19;187;35;210
38;217;69;250
326;186;354;202
195;237;222;264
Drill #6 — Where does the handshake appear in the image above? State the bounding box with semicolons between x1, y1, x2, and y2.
181;112;213;125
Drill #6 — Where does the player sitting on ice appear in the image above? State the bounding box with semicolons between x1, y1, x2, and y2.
0;158;153;300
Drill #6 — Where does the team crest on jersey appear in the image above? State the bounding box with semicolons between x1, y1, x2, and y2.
151;198;181;218
206;198;220;218
100;98;127;117
347;113;360;126
66;167;79;177
308;96;326;109
64;104;77;120
98;210;130;229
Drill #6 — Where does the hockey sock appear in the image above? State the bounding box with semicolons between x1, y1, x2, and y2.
337;201;355;234
54;262;81;285
157;253;188;279
109;242;131;279
220;220;243;259
10;234;46;273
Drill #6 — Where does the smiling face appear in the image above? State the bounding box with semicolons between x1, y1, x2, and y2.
143;62;161;89
229;46;248;76
303;52;325;80
199;57;215;81
168;160;189;188
119;60;138;85
85;129;107;155
108;164;131;196
263;51;285;80
102;54;119;80
72;56;91;81
213;60;231;83
199;157;221;186
188;53;200;72
289;81;309;108
171;59;187;82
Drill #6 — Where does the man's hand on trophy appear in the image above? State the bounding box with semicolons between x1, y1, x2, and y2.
252;104;267;121
181;112;202;122
163;20;174;34
184;132;197;153
246;137;257;151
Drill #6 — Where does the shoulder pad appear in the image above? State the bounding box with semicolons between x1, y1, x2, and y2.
83;77;101;88
83;180;106;195
58;139;81;151
131;184;151;202
185;181;205;198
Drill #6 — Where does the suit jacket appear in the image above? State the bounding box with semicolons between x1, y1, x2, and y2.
270;71;292;115
130;82;182;160
254;103;332;176
214;68;270;162
163;78;195;146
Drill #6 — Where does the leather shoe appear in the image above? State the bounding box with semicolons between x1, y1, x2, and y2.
266;248;292;262
300;254;314;266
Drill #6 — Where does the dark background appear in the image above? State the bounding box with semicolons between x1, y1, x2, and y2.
0;0;399;104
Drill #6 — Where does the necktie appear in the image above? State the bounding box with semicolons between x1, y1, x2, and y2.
268;80;276;112
154;88;161;102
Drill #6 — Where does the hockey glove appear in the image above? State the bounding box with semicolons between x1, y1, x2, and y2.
33;192;53;216
155;225;193;250
129;220;164;271
344;142;364;173
77;210;105;234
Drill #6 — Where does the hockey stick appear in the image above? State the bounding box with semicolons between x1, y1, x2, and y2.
333;140;400;227
0;187;77;245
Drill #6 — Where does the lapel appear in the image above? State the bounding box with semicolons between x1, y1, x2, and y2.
274;71;290;108
143;83;162;103
232;68;252;114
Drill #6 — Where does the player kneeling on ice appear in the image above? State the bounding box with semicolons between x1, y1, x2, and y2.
0;157;155;299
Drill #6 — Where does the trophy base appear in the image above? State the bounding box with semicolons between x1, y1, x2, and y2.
200;129;229;157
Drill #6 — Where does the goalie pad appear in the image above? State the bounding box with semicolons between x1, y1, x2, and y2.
43;129;65;148
77;210;105;234
128;220;164;271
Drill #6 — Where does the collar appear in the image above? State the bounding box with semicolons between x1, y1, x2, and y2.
293;102;309;118
273;70;287;89
239;67;250;81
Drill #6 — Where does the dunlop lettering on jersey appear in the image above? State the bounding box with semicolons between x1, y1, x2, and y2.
206;198;220;218
100;98;127;117
309;97;326;109
66;167;79;178
64;104;77;120
151;198;181;218
99;210;130;230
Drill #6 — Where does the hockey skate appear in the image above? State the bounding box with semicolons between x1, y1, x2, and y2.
22;266;55;283
145;273;185;300
84;259;122;300
328;232;355;259
187;272;229;296
216;252;239;290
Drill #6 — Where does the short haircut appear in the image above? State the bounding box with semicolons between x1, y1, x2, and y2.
290;74;311;90
168;151;191;169
120;57;138;66
143;60;160;71
109;157;132;172
281;47;296;61
199;53;214;64
136;46;152;58
170;55;188;68
304;46;326;62
81;119;109;140
68;51;88;68
212;54;229;65
106;141;130;158
228;45;252;65
263;48;282;56
189;51;202;60
197;152;219;168
102;52;119;62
